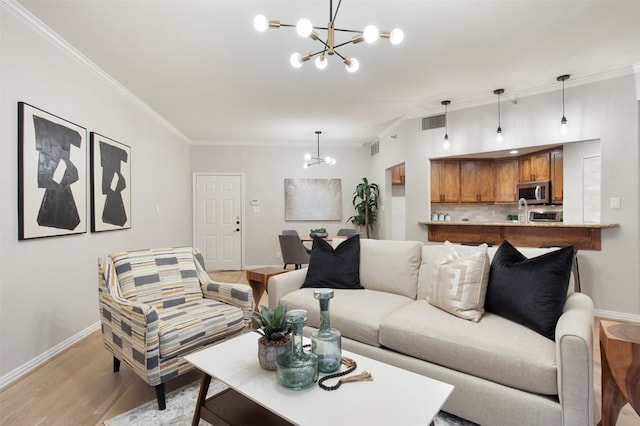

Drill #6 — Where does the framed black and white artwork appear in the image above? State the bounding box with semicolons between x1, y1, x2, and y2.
90;132;131;232
18;102;87;240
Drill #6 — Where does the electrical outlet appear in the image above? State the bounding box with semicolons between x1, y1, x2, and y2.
276;251;281;258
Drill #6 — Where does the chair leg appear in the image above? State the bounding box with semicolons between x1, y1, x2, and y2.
113;356;120;373
283;263;287;269
155;383;166;410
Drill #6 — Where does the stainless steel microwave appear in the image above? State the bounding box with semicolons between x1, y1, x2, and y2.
517;180;550;205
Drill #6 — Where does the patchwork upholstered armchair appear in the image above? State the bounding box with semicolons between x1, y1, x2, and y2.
97;246;252;410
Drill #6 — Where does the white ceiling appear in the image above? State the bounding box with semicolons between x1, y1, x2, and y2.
16;0;640;148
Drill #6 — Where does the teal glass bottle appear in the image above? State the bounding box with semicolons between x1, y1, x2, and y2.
311;288;342;373
276;309;318;390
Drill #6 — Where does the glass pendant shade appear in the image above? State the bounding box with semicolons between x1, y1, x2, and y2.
496;128;503;144
560;116;568;135
557;74;570;136
311;289;342;373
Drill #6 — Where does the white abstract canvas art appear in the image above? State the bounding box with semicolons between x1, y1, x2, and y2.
285;178;342;221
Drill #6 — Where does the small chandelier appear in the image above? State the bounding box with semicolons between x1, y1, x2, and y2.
557;74;570;135
441;100;451;150
493;89;505;144
254;0;404;73
304;131;336;168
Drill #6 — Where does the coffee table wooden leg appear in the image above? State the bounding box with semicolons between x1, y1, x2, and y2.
192;373;212;426
599;342;627;426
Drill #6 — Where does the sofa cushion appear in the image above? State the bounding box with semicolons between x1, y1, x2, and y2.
427;241;490;322
357;239;423;298
158;298;244;358
302;234;363;290
112;247;203;310
280;288;413;347
379;300;558;395
485;240;576;340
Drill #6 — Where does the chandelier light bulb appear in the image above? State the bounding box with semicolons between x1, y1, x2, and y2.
389;28;404;45
315;55;328;70
253;15;268;32
290;53;303;68
303;163;309;169
324;156;332;164
296;18;313;37
345;57;359;73
304;153;311;161
363;25;379;43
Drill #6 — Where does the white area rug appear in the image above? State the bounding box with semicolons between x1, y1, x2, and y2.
104;379;477;426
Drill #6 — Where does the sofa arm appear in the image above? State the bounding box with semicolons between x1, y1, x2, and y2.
202;281;253;326
98;288;162;385
555;292;595;426
268;269;308;308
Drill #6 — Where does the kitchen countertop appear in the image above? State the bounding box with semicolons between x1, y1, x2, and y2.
420;221;619;228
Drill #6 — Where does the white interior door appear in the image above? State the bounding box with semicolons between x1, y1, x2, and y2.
193;173;243;271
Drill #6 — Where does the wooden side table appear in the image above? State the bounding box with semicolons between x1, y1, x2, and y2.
598;320;640;426
245;267;288;311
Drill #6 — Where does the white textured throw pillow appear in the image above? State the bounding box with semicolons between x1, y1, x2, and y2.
427;241;490;322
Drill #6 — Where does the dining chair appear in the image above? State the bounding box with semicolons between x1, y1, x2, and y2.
282;229;311;253
337;228;357;236
278;234;311;270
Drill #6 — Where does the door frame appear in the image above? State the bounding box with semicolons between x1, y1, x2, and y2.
192;172;246;270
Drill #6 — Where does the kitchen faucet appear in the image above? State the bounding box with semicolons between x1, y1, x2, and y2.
518;198;528;223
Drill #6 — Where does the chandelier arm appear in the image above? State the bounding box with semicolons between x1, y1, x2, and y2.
332;28;363;34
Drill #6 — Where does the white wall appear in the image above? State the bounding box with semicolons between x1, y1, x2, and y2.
190;144;370;266
371;73;640;317
0;5;193;378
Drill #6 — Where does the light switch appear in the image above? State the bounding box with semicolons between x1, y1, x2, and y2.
610;197;620;209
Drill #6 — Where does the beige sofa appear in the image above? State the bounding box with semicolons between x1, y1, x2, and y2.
268;239;594;426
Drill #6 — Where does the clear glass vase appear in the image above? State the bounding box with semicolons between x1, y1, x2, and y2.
276;309;318;390
311;288;342;373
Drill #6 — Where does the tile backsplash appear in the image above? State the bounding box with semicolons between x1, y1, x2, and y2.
429;204;520;222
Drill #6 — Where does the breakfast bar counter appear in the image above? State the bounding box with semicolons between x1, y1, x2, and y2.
420;221;619;250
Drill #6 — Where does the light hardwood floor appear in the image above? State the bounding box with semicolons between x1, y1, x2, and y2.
0;270;638;425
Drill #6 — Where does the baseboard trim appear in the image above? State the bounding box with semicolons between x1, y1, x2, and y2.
595;309;640;323
0;321;100;390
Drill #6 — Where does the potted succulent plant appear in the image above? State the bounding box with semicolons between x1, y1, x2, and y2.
251;304;292;370
309;227;328;238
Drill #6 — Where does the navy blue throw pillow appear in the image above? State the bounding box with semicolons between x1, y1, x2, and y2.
301;234;363;290
485;240;576;340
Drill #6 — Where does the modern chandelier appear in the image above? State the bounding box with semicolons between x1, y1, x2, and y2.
253;0;404;73
304;131;335;168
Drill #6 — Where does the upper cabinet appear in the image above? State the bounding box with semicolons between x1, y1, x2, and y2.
430;160;460;203
550;149;563;203
391;163;405;185
431;147;563;205
460;160;495;203
494;158;519;204
519;151;550;182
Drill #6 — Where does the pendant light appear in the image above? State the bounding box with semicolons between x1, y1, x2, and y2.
441;100;451;150
493;89;504;144
303;131;336;168
557;74;570;135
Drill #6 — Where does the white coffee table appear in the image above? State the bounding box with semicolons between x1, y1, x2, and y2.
185;332;453;426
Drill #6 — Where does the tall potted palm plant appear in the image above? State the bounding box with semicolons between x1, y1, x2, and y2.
348;177;379;238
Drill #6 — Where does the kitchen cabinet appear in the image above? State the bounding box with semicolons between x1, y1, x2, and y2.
494;158;519;203
460;160;495;203
550;149;563;203
391;163;405;185
430;160;460;203
519;151;550;182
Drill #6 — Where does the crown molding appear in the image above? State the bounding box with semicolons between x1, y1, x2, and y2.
2;0;191;144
